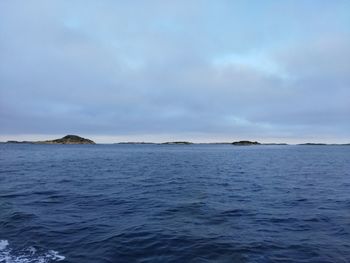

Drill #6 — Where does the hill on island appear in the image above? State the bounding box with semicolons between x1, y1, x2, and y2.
39;135;95;144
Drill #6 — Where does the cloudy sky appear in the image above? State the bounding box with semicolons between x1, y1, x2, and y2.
0;1;349;143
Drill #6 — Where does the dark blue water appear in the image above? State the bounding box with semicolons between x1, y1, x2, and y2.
1;144;350;263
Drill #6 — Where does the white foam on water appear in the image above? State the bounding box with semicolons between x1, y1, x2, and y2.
0;240;9;250
27;247;36;256
0;240;65;263
46;251;65;261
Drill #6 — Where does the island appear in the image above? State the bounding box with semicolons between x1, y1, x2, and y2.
232;141;261;146
5;140;34;144
38;135;95;144
5;135;95;144
162;141;193;145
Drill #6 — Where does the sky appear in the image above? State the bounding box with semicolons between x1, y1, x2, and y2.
0;0;349;143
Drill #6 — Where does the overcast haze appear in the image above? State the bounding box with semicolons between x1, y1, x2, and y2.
1;1;349;143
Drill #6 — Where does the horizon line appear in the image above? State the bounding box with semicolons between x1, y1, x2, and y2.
1;135;349;146
0;134;349;145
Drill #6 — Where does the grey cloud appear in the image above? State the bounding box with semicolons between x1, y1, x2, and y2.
0;1;350;142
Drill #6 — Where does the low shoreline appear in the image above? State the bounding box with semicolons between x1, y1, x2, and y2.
2;141;350;146
1;135;349;146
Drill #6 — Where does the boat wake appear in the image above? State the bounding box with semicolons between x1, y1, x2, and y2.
0;240;65;263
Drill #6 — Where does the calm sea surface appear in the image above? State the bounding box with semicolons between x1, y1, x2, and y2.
0;144;350;263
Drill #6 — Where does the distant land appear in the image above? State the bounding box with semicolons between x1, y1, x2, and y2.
2;136;350;146
39;135;95;144
5;135;95;144
162;141;193;145
298;143;327;146
232;140;260;146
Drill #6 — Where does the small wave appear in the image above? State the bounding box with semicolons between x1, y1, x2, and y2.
0;240;65;263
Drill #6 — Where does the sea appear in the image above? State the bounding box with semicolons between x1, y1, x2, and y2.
0;144;350;263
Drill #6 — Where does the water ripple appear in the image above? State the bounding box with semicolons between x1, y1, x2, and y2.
0;144;350;262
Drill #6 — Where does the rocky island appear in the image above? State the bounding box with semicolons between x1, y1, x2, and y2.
5;140;34;144
232;141;261;146
5;135;95;144
162;141;193;145
38;135;95;144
